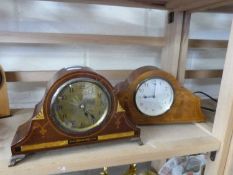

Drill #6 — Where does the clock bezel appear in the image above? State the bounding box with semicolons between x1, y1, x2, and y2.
134;77;175;117
43;69;117;137
50;77;112;134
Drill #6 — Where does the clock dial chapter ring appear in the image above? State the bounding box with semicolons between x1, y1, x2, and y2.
134;77;175;117
50;78;111;134
44;72;116;137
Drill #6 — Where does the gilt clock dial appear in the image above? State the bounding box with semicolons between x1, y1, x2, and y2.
135;78;174;116
51;78;111;133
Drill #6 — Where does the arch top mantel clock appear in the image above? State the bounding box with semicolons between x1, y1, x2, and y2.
116;66;206;125
10;66;140;166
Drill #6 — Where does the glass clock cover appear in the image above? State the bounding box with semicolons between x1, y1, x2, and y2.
135;78;174;116
51;78;111;133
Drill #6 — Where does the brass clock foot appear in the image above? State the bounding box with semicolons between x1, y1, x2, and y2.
100;167;108;175
131;137;144;146
9;154;26;167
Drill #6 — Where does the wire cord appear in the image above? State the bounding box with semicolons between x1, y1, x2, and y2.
193;91;218;103
201;106;216;112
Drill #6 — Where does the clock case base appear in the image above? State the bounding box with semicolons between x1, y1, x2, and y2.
116;66;206;125
10;67;140;166
9;136;142;167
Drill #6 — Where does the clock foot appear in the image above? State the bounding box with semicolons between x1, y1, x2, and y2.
131;137;144;146
9;154;26;167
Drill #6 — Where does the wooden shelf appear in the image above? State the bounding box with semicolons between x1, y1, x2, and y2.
5;70;132;82
0;31;229;49
0;32;165;47
189;39;228;49
0;32;228;49
4;69;223;82
0;109;220;174
166;0;233;12
41;0;233;13
40;0;168;9
185;69;223;79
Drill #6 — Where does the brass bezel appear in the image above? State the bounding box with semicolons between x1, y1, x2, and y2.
50;77;112;134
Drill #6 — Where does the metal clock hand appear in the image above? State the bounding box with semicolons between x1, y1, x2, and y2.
154;83;156;98
80;104;96;123
143;95;155;99
84;111;95;124
69;98;95;108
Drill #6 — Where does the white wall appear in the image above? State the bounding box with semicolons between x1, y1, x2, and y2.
0;0;232;108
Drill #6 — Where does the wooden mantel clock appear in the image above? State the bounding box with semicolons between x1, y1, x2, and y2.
116;66;206;125
0;65;10;118
10;66;140;166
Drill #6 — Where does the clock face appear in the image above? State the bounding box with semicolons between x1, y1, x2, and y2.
51;78;111;134
135;78;174;116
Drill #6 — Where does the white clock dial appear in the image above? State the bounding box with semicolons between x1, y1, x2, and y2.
135;78;174;116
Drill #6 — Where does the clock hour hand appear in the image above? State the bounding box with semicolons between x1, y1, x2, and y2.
143;84;157;99
84;111;95;123
143;95;155;99
80;104;95;123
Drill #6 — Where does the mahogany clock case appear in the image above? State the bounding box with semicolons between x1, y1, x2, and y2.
116;66;206;125
0;65;10;118
10;66;140;165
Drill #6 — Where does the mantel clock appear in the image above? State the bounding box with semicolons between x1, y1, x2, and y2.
116;66;206;125
10;66;140;166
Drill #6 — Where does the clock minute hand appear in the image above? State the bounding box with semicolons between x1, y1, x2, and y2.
85;111;96;124
153;83;156;98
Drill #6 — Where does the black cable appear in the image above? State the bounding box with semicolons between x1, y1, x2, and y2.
201;106;216;112
193;91;218;103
